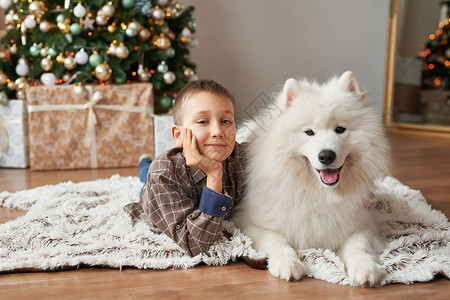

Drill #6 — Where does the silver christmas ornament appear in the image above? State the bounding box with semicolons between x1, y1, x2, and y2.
102;2;116;17
163;71;176;84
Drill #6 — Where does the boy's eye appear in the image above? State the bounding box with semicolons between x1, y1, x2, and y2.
222;119;233;124
197;120;208;124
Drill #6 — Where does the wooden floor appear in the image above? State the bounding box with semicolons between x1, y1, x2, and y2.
0;131;449;299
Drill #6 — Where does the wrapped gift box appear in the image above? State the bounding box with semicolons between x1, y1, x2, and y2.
154;115;176;157
0;100;30;168
26;83;154;170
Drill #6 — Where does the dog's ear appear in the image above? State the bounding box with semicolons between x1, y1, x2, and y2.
282;78;301;108
339;71;362;94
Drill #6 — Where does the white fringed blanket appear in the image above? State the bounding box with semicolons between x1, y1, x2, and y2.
0;175;448;286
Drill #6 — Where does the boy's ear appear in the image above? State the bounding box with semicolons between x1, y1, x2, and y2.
172;125;183;148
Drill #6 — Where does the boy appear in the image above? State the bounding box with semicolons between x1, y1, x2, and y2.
124;79;246;257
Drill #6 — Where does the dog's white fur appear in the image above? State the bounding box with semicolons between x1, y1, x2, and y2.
233;72;389;286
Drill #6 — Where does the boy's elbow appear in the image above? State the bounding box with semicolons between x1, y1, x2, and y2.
186;239;214;257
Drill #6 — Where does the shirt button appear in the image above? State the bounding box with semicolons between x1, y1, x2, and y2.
221;206;227;212
175;225;180;229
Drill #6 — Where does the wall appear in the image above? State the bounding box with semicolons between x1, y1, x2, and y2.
397;0;441;57
183;0;390;120
0;1;391;120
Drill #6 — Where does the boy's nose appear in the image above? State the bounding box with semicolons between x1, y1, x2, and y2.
211;122;223;137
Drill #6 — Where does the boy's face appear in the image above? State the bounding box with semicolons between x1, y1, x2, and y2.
172;91;236;162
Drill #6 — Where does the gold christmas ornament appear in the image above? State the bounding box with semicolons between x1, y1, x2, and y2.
62;73;71;82
39;20;51;32
138;66;151;82
28;1;45;18
15;77;29;91
108;43;117;55
137;64;151;82
40;56;53;71
174;2;183;11
115;43;129;59
165;6;178;19
107;23;117;33
7;81;16;90
40;47;48;57
57;20;70;33
56;53;65;64
0;71;8;85
64;56;76;70
5;11;16;26
94;62;112;81
166;31;176;40
180;35;189;44
183;67;194;78
152;34;171;50
12;13;20;24
96;11;108;26
10;44;17;55
139;28;151;41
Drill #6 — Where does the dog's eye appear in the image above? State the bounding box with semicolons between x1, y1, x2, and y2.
305;129;315;136
335;126;346;134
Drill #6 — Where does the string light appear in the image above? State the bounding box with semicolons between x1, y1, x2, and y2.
434;76;442;87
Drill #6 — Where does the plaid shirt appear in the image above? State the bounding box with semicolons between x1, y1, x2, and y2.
124;142;247;257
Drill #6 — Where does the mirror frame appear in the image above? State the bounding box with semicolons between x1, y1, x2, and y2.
384;0;450;136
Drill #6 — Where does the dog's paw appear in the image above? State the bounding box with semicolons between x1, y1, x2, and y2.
267;250;306;281
346;260;386;287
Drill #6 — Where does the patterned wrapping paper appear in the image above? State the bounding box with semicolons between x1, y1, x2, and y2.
154;115;176;158
25;83;154;170
0;100;30;168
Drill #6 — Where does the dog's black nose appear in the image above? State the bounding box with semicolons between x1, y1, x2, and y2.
318;150;336;165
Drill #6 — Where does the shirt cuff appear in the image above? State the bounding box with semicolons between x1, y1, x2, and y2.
198;186;232;217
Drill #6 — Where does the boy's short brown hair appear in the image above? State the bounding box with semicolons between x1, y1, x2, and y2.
173;79;234;125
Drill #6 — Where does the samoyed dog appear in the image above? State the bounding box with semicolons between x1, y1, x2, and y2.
233;72;389;287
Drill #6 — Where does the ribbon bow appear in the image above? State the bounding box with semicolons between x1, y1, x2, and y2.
83;88;103;154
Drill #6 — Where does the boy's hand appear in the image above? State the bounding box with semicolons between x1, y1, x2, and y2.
183;129;223;193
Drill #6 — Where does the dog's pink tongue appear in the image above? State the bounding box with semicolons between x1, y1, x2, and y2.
320;169;339;184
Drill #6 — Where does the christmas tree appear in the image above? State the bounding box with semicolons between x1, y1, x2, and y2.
0;0;197;110
419;2;450;89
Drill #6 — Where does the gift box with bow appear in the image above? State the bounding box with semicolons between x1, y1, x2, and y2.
154;115;176;158
25;83;154;170
0;100;30;168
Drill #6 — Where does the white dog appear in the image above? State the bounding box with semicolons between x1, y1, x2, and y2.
233;72;389;287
